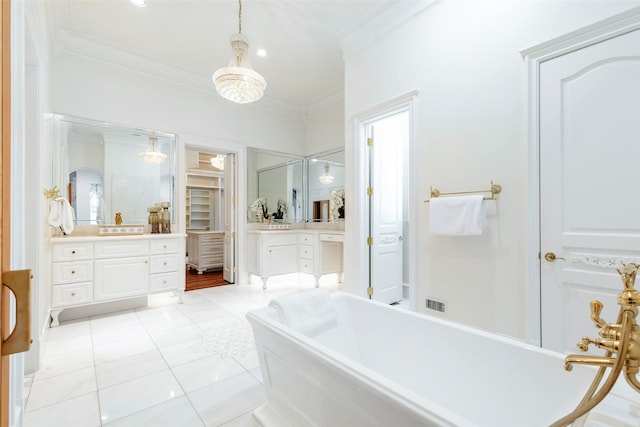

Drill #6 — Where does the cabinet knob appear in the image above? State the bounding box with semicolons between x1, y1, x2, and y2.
145;260;148;264
71;270;75;275
163;245;167;249
71;292;76;297
163;262;167;266
71;250;76;254
163;280;167;284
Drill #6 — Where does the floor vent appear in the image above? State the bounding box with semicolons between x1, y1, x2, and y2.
426;298;446;313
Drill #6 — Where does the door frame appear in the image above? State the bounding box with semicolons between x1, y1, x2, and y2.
352;90;418;307
521;6;640;346
179;135;247;284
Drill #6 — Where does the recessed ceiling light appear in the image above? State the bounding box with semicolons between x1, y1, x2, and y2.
129;0;147;7
256;48;267;58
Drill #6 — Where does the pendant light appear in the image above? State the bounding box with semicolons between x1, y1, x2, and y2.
212;0;266;104
139;134;167;165
319;164;335;184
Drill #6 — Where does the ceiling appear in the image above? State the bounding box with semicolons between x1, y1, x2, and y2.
45;0;401;109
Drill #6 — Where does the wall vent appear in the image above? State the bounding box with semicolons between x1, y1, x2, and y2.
426;298;446;313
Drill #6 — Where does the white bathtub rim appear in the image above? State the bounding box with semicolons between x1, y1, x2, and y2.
247;302;478;427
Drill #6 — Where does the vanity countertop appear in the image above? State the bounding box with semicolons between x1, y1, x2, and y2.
186;230;224;235
50;233;187;243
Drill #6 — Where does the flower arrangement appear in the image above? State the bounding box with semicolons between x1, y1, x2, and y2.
330;188;345;222
273;199;288;220
250;198;268;221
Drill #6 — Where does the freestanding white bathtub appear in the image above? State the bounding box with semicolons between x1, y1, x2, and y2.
246;291;634;427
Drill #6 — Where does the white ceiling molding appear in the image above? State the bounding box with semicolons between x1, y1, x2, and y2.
302;87;344;122
53;30;305;119
339;0;443;59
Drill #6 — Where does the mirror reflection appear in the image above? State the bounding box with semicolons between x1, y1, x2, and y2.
247;147;345;223
247;149;304;222
307;149;345;222
52;115;176;226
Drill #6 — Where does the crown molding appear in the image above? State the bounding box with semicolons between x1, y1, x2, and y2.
339;0;443;59
303;87;344;121
53;30;307;119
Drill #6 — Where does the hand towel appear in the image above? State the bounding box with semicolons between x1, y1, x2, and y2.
48;197;75;235
269;289;338;336
429;195;485;236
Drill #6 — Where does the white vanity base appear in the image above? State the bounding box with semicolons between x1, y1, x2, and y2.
248;230;344;290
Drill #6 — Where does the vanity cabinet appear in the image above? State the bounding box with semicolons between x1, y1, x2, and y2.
187;231;224;273
50;234;185;326
94;240;149;302
247;230;343;289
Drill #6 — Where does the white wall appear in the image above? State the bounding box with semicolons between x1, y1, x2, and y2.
51;53;306;155
343;0;640;339
304;105;345;155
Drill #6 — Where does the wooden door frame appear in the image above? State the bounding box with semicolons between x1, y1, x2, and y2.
1;0;10;424
520;6;640;347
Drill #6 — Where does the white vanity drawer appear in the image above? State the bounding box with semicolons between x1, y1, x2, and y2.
320;233;344;242
95;240;149;259
199;233;224;243
52;260;93;285
52;282;92;307
299;245;314;260
149;255;181;274
298;233;314;245
200;242;223;256
264;233;297;246
52;243;93;262
150;238;182;255
299;259;314;274
149;271;183;293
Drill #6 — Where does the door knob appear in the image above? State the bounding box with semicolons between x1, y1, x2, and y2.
544;252;566;262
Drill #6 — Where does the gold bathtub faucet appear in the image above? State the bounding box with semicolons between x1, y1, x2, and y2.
551;263;640;426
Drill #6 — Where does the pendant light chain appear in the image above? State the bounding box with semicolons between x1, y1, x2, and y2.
238;0;242;34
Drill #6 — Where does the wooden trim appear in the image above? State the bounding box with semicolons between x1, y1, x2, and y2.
1;0;10;424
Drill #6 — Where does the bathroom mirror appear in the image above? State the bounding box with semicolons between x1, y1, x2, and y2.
52;114;176;226
247;148;304;222
307;148;345;222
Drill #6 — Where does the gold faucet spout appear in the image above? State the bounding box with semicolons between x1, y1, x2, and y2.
564;355;615;371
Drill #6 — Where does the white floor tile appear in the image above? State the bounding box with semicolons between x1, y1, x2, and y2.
99;370;184;424
24;392;101;427
218;411;262;427
158;338;215;367
26;366;97;412
42;334;93;359
248;367;263;384
147;323;203;348
233;350;261;371
188;372;266;427
103;395;204;427
91;322;149;347
95;350;168;389
93;335;157;364
171;355;246;393
45;320;92;342
138;312;194;334
34;348;95;382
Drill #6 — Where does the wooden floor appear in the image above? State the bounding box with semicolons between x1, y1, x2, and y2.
185;268;230;291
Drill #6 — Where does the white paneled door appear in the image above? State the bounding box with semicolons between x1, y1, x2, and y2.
223;153;236;283
367;112;407;304
540;28;640;353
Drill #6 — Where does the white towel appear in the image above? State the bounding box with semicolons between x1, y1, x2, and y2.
48;197;75;235
429;195;485;236
269;289;338;336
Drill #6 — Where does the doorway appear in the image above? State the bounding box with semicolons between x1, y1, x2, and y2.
524;13;640;351
361;109;410;304
184;147;237;290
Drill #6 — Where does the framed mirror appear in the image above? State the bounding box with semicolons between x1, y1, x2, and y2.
52;114;176;226
247;148;304;222
307;149;345;222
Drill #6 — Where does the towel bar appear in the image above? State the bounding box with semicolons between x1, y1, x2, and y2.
425;180;501;203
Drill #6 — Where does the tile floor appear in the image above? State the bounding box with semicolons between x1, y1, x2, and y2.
24;275;342;427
